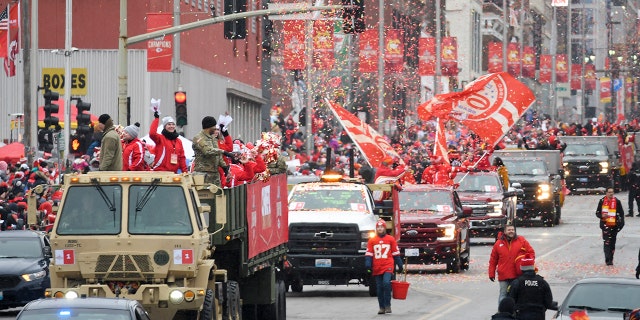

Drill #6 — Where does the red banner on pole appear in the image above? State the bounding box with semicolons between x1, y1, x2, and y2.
570;63;581;90
359;29;378;73
2;3;20;77
312;20;334;70
488;42;503;73
626;77;633;103
556;54;568;83
384;29;404;74
246;174;289;259
284;20;306;70
600;77;611;103
522;46;535;78
441;37;458;76
146;13;173;72
507;43;520;77
585;64;596;90
418;37;436;76
539;55;552;83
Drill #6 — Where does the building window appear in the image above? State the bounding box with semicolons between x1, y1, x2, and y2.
227;94;262;143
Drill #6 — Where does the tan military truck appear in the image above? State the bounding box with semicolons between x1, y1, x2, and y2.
43;171;288;320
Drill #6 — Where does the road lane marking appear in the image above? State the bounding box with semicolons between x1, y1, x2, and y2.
412;287;471;320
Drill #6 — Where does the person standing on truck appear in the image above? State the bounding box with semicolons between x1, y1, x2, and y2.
488;222;535;306
507;254;554;320
627;162;640;217
97;114;123;171
595;188;625;266
493;157;509;188
149;110;188;173
192;116;231;187
122;123;148;171
365;219;404;315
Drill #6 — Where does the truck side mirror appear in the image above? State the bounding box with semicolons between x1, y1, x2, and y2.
43;246;52;259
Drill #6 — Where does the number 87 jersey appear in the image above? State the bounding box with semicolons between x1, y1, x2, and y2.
366;234;401;276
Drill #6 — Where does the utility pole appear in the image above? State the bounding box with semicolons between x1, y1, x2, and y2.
377;0;385;131
62;0;72;163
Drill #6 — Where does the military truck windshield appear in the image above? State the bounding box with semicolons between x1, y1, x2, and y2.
399;190;453;213
289;189;368;211
564;144;607;156
502;160;548;175
128;185;193;235
455;174;501;192
57;186;122;235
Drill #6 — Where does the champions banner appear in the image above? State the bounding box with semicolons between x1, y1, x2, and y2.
246;174;288;259
570;63;581;90
539;55;552;83
325;98;403;168
487;42;502;73
146;13;173;72
417;72;535;147
384;29;404;73
556;54;568;83
600;77;611;103
522;46;535;78
312;20;334;70
359;29;378;73
585;64;596;90
418;37;435;75
441;37;458;76
284;20;306;70
507;43;520;77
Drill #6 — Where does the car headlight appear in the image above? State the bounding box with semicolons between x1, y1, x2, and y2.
21;270;46;282
437;224;456;241
537;184;551;200
563;162;568;167
361;230;375;249
65;291;79;299
169;290;184;304
488;201;503;216
600;162;609;173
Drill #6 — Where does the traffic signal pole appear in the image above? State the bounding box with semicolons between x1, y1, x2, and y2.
119;3;343;127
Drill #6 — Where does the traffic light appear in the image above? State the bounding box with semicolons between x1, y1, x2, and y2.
175;91;188;126
342;0;365;34
69;134;83;153
43;89;60;129
37;129;54;153
224;0;247;39
75;99;92;135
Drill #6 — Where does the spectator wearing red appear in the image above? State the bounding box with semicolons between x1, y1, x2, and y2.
149;113;187;173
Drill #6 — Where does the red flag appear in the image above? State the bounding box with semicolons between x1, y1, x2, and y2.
0;4;8;58
507;43;520;77
417;72;535;147
600;77;611;103
487;42;502;73
556;54;568;83
312;20;334;70
3;2;19;77
146;13;173;72
585;64;596;90
522;46;535;78
418;37;435;75
284;20;306;70
359;29;378;73
539;55;552;83
570;63;581;90
441;37;458;76
434;119;449;164
324;98;403;168
384;29;403;73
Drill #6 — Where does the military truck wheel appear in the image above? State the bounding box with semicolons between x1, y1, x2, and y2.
446;239;462;273
290;279;303;293
368;275;377;297
223;281;241;320
198;289;215;320
259;279;286;320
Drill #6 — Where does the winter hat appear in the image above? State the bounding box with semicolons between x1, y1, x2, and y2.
124;122;140;139
202;116;217;129
520;253;535;271
98;114;111;125
161;116;175;127
498;297;515;313
376;219;386;228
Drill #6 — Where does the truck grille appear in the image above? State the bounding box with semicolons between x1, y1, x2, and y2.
462;202;494;216
565;160;601;175
0;275;20;289
399;223;442;243
95;254;153;279
288;223;361;254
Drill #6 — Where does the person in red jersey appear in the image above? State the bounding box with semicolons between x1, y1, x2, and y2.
365;219;403;315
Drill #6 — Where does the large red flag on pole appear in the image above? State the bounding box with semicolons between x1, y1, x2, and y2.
417;72;535;148
324;98;403;168
3;2;19;77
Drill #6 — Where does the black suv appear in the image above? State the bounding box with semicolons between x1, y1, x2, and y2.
0;230;51;309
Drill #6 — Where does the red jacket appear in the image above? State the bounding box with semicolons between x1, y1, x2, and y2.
488;232;535;281
149;118;187;173
122;138;148;171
